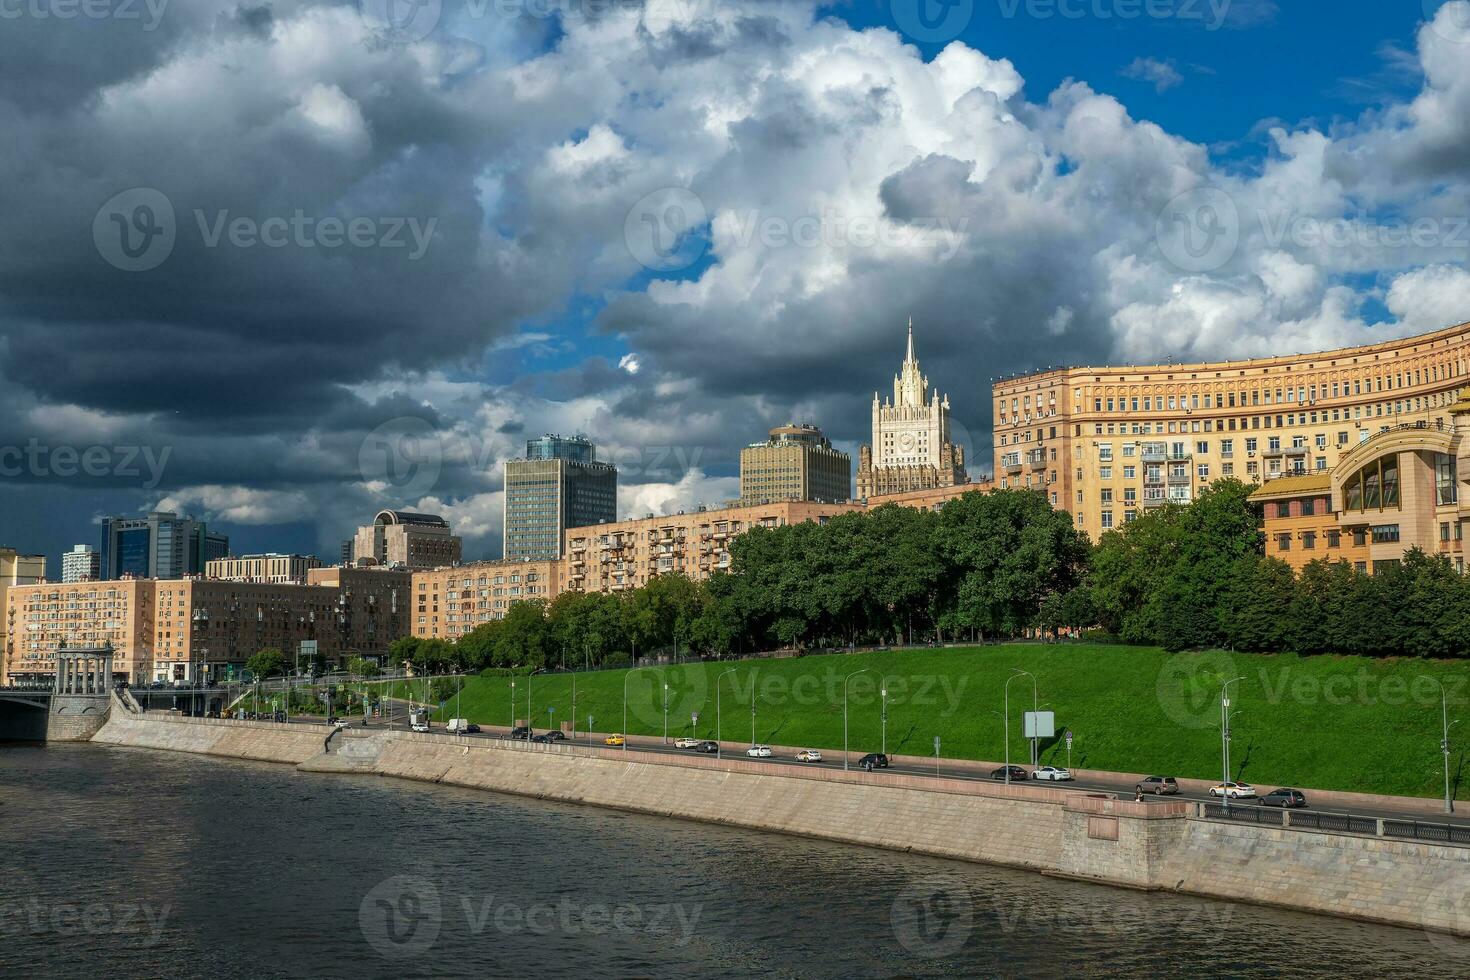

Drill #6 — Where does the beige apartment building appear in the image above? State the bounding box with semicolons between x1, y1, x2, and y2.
0;548;46;684
4;578;155;686
993;320;1470;540
563;500;864;594
411;559;562;640
206;553;324;584
739;423;852;505
352;510;462;569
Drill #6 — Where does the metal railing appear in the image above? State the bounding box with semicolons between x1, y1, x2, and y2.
1200;801;1470;844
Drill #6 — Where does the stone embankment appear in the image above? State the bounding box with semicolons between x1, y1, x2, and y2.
91;712;1470;938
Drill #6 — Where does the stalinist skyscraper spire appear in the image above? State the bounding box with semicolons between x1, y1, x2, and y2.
857;319;969;499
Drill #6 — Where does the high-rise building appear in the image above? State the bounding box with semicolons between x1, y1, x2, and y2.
0;547;47;685
991;319;1470;540
740;423;851;504
857;321;969;499
503;435;617;560
206;554;324;584
99;512;228;580
352;511;462;569
62;544;100;583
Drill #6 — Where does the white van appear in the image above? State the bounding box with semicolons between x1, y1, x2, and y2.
446;718;471;734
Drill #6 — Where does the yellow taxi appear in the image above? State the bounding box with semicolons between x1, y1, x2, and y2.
604;734;626;746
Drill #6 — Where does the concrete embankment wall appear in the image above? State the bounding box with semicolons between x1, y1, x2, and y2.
91;714;1470;936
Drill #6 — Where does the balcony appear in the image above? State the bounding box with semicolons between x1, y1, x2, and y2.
1143;497;1167;508
1141;449;1167;463
1167;471;1192;485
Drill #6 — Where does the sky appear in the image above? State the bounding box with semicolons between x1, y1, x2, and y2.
1;0;1468;573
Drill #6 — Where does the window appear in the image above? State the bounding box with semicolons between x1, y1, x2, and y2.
1277;533;1292;551
1302;531;1316;550
1327;530;1341;548
1276;501;1291;519
1436;454;1458;506
1220;439;1234;457
1100;466;1113;479
1352;528;1367;546
1442;522;1451;543
1101;511;1114;530
1372;525;1401;544
1345;454;1399;511
1123;465;1136;480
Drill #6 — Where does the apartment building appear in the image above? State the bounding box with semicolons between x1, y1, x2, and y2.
4;578;154;686
411;560;562;640
993;320;1470;539
352;510;462;569
1255;392;1470;574
206;553;324;584
562;500;864;594
739;423;851;504
61;544;100;583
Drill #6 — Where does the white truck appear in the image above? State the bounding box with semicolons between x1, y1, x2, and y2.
446;718;472;734
409;708;431;733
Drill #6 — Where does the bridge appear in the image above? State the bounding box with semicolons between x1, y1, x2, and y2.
0;644;116;741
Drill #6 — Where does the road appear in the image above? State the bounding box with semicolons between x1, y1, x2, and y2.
249;697;1470;829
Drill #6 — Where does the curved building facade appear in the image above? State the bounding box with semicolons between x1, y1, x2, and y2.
992;320;1470;540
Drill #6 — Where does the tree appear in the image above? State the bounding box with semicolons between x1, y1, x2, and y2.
345;656;380;678
246;648;285;680
1220;555;1296;651
388;635;421;672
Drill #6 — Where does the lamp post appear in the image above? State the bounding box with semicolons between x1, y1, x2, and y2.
622;665;656;753
1428;678;1460;814
1220;676;1245;805
663;682;670;744
528;668;545;736
880;681;889;757
716;668;737;760
844;668;870;771
509;679;516;733
1004;669;1037;784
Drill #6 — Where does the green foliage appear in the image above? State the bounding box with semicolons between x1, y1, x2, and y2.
245;648;285;679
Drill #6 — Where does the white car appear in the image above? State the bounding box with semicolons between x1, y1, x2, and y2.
674;737;702;749
410;722;430;733
333;718;351;731
746;745;772;758
1209;781;1257;799
1030;765;1073;781
795;749;822;763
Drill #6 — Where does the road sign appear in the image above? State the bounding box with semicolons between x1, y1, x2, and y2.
692;712;699;725
1024;711;1056;739
299;640;317;657
933;736;941;754
1064;729;1073;746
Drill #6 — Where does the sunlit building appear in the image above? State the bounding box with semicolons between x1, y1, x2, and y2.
739;423;851;504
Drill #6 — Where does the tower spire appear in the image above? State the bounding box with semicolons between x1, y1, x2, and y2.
906;316;914;362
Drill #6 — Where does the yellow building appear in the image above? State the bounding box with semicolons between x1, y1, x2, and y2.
206;553;324;584
5;578;155;686
0;547;45;684
993;320;1470;539
563;500;864;594
739;423;851;505
411;559;561;640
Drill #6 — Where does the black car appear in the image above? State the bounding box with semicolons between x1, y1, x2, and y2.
544;730;567;741
990;765;1029;781
508;726;532;740
531;733;553;743
1260;788;1308;808
857;753;890;771
463;723;481;734
695;740;720;753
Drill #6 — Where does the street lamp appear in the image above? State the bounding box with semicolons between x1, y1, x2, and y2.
716;668;737;760
880;681;889;757
1004;669;1037;784
528;668;545;736
1220;676;1246;805
509;679;516;733
663;682;670;744
622;665;657;753
844;668;870;771
1427;678;1460;814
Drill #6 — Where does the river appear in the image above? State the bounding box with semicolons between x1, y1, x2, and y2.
0;743;1463;978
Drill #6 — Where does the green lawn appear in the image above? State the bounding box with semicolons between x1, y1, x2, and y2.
402;643;1470;801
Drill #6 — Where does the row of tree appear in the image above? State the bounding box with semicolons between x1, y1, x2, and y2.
252;481;1470;670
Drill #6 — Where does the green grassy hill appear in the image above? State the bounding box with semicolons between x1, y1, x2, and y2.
400;643;1469;800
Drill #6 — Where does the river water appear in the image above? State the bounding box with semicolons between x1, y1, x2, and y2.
0;743;1464;979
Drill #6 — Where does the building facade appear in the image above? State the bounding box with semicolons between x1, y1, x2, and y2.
352;510;462;569
865;481;994;512
206;553;324;584
993;320;1470;540
99;511;228;580
61;544;100;583
0;547;47;684
739;423;851;504
857;322;968;499
4;579;154;686
1255;392;1470;574
411;560;562;640
503;435;617;560
562;500;864;594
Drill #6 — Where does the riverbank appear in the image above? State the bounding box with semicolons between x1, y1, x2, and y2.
90;710;1470;939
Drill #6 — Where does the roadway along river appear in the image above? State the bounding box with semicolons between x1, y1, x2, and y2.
1;743;1465;979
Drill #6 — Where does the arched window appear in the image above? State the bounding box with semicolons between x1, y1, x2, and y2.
1344;453;1399;511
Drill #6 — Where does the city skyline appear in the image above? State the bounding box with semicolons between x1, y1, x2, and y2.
2;2;1469;576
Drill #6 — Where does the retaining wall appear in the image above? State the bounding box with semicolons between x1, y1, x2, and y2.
90;713;1470;937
